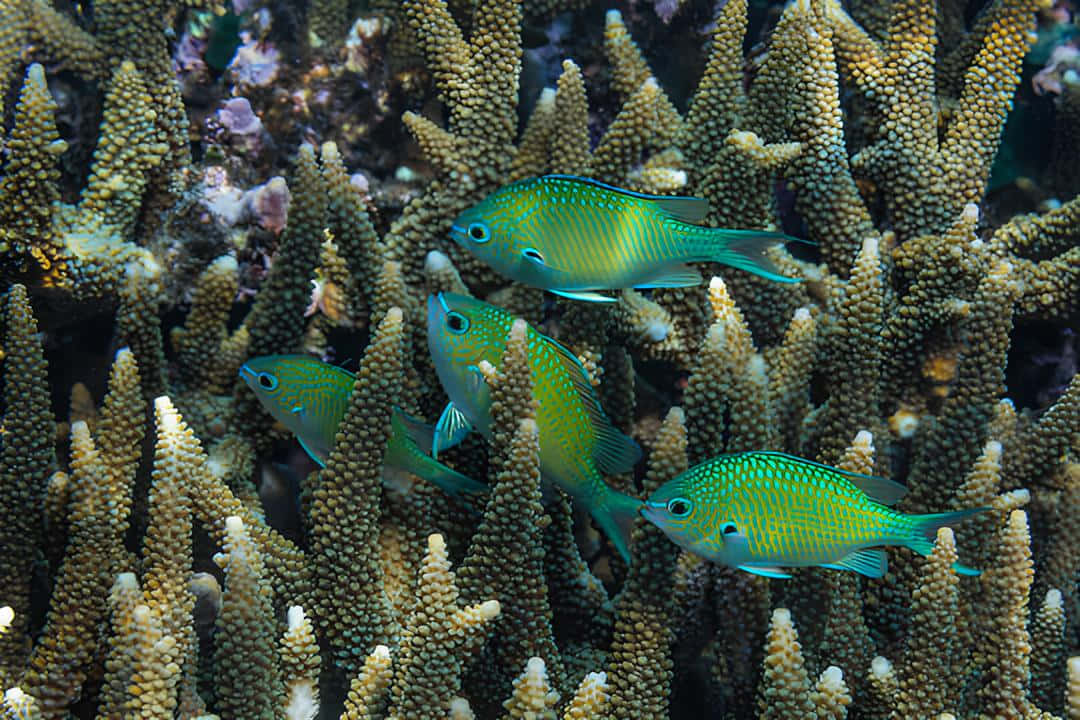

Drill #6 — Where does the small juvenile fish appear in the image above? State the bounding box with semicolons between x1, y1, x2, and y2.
449;174;802;303
642;451;984;578
239;355;487;503
427;292;643;561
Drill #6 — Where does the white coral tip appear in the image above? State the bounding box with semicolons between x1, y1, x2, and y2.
424;250;450;272
287;605;306;630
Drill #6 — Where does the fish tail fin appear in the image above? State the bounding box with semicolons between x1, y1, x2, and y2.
697;229;804;284
593;488;642;565
905;507;989;576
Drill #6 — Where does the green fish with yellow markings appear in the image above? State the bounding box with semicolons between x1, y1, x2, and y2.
449;174;802;303
427;292;643;562
239;355;487;504
642;451;985;578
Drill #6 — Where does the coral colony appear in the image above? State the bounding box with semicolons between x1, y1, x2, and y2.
0;0;1078;717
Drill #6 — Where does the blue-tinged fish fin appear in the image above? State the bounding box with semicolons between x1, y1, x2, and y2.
592;425;643;476
737;565;793;579
694;229;803;284
905;507;989;576
543;335;642;475
593;488;642;564
465;365;486;395
634;264;703;289
392;406;435;455
750;451;908;506
386;410;488;510
839;470;907;506
952;563;981;577
297;436;327;467
433;402;472;459
543;174;710;223
549;289;617;303
825;547;888;578
290;405;304;416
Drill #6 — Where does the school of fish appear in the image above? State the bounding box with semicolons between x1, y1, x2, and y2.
241;173;985;576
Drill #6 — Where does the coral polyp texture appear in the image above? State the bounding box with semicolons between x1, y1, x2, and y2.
0;0;1077;717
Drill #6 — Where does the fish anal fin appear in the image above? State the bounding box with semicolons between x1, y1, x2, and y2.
549;289;617;303
827;547;888;578
297;436;327;467
635;264;703;289
737;565;793;580
594;488;642;565
543;334;642;475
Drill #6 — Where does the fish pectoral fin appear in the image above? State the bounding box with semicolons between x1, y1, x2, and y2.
433;403;472;459
634;265;704;289
290;405;305;416
549;289;617;303
737;564;793;580
825;547;888;578
297;436;327;467
465;365;487;394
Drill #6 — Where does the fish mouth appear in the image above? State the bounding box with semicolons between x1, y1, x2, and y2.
237;364;257;384
426;293;447;326
449;224;467;245
426;293;448;350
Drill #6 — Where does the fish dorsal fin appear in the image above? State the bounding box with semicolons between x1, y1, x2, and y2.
824;547;888;578
751;451;908;506
543;174;710;224
543;333;642;475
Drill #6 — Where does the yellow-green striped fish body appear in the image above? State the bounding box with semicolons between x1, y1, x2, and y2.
642;452;983;578
239;355;486;503
427;292;643;561
450;174;799;302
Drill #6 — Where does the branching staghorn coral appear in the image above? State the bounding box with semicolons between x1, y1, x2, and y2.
0;286;55;687
309;307;405;671
603;406;686;719
0;0;1077;716
456;321;563;706
385;533;501;720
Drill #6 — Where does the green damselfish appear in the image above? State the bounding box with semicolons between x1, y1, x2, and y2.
427;292;643;561
239;355;486;504
642;451;985;578
449;174;802;303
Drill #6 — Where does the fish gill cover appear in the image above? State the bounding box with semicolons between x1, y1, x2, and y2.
0;0;1077;717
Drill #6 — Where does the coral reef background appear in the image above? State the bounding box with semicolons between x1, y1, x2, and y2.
0;0;1077;717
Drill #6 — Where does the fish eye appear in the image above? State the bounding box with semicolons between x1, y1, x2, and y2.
721;522;738;536
446;311;470;334
467;223;490;243
257;372;278;391
523;248;544;264
666;498;692;517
